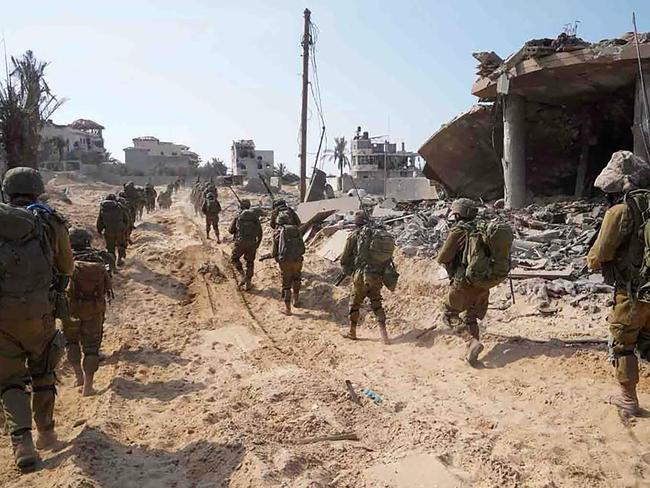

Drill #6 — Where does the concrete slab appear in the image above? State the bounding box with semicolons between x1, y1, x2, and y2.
297;196;359;223
316;229;351;262
385;177;439;202
373;206;405;218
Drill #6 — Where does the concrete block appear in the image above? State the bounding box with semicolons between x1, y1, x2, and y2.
385;177;439;202
317;229;352;262
297;196;360;223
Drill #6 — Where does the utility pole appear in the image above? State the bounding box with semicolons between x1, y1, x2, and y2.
299;8;311;202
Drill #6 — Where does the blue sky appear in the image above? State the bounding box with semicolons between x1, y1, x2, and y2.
3;0;650;173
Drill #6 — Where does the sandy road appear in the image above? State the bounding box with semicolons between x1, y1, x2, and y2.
0;182;650;487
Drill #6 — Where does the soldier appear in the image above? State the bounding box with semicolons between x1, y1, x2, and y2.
144;182;157;213
270;199;301;229
201;192;222;241
135;186;146;220
271;211;305;315
587;162;650;417
158;189;172;209
97;194;130;266
229;199;262;290
340;211;395;345
117;193;135;244
63;228;113;397
123;182;144;222
0;167;74;469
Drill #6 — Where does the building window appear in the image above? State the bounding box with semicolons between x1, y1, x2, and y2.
161;151;164;155
257;162;263;170
171;152;178;156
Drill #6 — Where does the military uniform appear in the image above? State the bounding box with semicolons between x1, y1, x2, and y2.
340;220;389;344
63;229;112;396
0;168;74;468
270;201;301;229
588;202;650;415
271;214;305;314
144;184;157;213
97;195;130;266
201;194;222;241
229;201;263;290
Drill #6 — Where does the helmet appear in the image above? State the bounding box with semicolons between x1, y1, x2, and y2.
105;193;117;201
277;211;293;226
273;199;287;209
205;192;215;200
124;181;135;189
451;198;478;219
3;167;45;197
240;199;251;209
69;227;92;250
353;210;368;226
118;191;127;198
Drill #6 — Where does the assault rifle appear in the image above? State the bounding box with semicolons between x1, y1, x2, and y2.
227;185;242;205
258;253;274;262
259;176;275;206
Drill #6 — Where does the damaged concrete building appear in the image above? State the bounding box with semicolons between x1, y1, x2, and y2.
419;32;650;208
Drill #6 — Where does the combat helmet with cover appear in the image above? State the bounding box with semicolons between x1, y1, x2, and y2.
69;227;92;250
3;167;45;197
451;198;478;219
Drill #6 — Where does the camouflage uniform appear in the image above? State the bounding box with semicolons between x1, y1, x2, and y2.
201;194;222;241
588;202;650;416
340;218;389;343
271;220;304;313
97;195;130;266
0;168;74;468
270;200;301;229
229;201;263;290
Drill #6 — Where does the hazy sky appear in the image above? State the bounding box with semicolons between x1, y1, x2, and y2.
3;0;650;174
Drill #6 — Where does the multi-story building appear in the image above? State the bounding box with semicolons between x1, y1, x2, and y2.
231;140;274;180
348;127;420;194
40;118;107;166
124;136;199;176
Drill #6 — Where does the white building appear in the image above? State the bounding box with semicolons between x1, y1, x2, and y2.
40;118;107;166
124;136;199;176
231;140;274;180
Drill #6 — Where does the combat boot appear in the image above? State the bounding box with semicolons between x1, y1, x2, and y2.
243;279;252;291
66;344;84;387
71;363;84;388
11;430;38;469
378;322;390;345
82;355;100;397
282;301;292;316
466;339;484;367
342;322;357;340
35;428;58;450
293;290;301;308
609;382;641;417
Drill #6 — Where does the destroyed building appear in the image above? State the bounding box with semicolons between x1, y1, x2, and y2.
231;139;275;180
419;32;650;208
124;136;199;176
345;127;421;194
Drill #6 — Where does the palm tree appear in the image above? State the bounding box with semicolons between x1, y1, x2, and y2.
277;163;287;176
323;137;349;178
0;50;66;169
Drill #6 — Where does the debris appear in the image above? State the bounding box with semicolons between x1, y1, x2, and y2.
509;268;573;280
316;230;352;261
594;150;650;193
345;380;362;406
297;196;359;223
293;432;359;445
362;388;383;405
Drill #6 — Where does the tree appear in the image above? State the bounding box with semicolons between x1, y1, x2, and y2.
277;163;287;176
323;137;349;178
0;50;66;169
208;157;228;176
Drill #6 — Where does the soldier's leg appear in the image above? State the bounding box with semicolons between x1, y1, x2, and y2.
105;235;116;263
231;244;245;276
0;329;38;468
279;262;292;315
608;292;642;416
205;216;211;238
213;218;221;243
61;316;83;387
243;246;257;290
292;260;303;307
367;274;389;344
344;272;366;340
27;316;62;449
464;287;489;366
80;315;104;397
444;285;470;329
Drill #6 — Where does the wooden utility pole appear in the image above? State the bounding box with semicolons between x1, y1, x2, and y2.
299;8;311;202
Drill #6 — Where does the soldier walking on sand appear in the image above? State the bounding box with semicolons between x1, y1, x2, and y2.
229;199;262;291
97;194;130;266
0;168;74;470
340;211;397;345
201;192;222;242
63;228;113;397
437;198;513;366
271;211;305;315
587;151;650;418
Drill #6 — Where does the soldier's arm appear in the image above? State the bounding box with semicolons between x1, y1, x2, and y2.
436;227;466;266
255;220;263;245
587;204;631;271
292;209;302;226
270;209;278;229
49;217;75;276
229;218;237;235
340;232;358;272
271;231;279;258
201;202;207;215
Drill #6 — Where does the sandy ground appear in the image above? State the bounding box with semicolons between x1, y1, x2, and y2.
1;178;650;487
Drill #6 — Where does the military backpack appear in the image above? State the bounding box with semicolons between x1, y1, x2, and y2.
205;199;221;216
355;226;399;289
69;251;112;320
278;225;305;262
101;200;126;232
620;190;650;297
0;203;54;323
461;219;514;289
236;210;260;242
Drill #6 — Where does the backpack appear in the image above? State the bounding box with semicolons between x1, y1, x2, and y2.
356;226;396;272
69;251;111;319
101;200;126;232
462;219;514;289
237;210;260;242
205;199;221;216
0;203;54;323
278;225;305;261
623;190;650;297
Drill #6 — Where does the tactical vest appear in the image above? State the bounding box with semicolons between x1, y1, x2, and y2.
278;225;305;262
236;210;260;242
614;191;650;298
69;250;111;319
355;226;395;274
